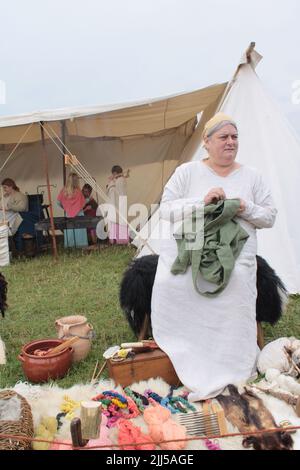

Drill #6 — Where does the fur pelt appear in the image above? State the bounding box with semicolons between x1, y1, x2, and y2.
0;272;8;318
216;385;294;450
120;254;287;338
256;256;288;324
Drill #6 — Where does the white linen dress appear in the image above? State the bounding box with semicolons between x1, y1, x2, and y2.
151;161;277;401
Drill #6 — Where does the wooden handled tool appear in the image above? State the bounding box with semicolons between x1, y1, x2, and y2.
44;336;79;356
121;340;158;349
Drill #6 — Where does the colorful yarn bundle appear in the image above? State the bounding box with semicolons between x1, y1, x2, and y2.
117;419;156;451
102;391;128;406
144;400;187;450
120;396;140;420
144;389;196;414
124;388;145;412
160;397;179;414
92;391;139;427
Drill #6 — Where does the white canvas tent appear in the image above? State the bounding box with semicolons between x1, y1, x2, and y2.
135;46;300;294
0;44;299;292
0;82;226;211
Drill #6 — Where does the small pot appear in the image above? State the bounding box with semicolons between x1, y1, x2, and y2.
18;339;73;383
55;315;94;362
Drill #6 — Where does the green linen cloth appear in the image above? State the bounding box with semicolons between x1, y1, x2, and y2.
171;199;249;297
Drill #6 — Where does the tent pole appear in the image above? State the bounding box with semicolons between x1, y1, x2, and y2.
40;121;58;260
61;120;67;186
216;41;256;113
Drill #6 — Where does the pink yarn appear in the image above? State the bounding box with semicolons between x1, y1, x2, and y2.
204;438;221;451
117;419;156;450
143;400;187;450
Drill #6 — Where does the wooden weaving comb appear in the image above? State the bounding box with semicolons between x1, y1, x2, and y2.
176;401;227;437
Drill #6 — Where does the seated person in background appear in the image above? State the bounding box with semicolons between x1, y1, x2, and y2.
0;178;28;236
82;183;98;245
57;172;88;248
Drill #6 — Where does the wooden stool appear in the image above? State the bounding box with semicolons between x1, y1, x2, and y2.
257;322;264;350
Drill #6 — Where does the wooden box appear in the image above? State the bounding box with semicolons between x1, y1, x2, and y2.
107;349;180;387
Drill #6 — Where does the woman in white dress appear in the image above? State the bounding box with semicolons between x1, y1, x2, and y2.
106;165;129;245
151;113;277;401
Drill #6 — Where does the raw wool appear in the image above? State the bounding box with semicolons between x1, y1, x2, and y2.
0;396;21;420
257;337;300;375
265;369;300;396
0;337;5;364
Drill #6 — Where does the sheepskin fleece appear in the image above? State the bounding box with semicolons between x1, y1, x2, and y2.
257;337;300;375
0;377;296;451
6;378;246;451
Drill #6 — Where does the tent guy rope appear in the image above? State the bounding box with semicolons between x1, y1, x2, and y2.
39;121;157;254
0;123;34;175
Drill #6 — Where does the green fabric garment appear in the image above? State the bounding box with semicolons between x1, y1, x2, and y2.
171;199;249;297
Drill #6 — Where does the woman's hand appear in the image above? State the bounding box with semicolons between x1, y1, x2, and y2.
204;187;226;205
237;199;246;214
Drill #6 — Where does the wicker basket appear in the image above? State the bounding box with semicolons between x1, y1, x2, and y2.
0;390;34;450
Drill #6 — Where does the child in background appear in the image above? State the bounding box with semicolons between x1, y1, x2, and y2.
106;166;130;245
82;183;98;245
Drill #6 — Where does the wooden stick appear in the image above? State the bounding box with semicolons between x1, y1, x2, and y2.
212;402;227;436
40;122;58;261
0;186;6;225
291;357;300;376
138;314;150;341
80;401;102;440
91;360;99;382
248;384;300;417
296;397;300;417
284;346;300;375
257;322;265;350
70;417;88;447
93;360;107;382
44;336;79;356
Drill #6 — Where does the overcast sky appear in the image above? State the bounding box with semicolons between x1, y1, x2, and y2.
0;0;299;134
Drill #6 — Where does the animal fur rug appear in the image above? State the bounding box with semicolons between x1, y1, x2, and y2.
2;378;299;451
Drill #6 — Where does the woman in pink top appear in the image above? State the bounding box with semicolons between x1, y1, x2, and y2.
57;172;88;248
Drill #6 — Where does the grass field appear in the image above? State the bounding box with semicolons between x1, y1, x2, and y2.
0;246;299;389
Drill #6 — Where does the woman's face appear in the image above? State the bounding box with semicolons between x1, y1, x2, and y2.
204;124;238;166
2;184;13;196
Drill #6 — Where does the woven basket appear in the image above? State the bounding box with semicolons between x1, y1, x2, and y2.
0;390;34;450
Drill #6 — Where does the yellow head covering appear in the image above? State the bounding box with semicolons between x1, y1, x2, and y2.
203;112;237;138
